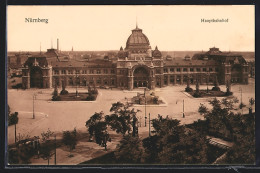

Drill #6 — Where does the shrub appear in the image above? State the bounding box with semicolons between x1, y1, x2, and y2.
12;83;22;89
62;128;78;156
91;89;98;95
60;81;69;95
185;87;193;92
8;148;19;164
193;92;201;98
212;86;220;91
52;95;61;101
60;89;69;95
225;91;233;96
153;97;159;104
86;94;96;101
53;89;58;97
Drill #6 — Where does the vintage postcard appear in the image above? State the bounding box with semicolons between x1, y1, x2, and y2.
7;5;255;166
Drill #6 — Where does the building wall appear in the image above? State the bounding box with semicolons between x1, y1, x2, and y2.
52;67;117;87
22;59;249;89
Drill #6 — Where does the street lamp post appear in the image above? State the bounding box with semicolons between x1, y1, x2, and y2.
145;115;147;127
14;112;18;144
149;113;151;137
54;134;57;165
206;71;210;93
239;87;243;114
240;87;243;106
32;93;36;119
14;122;16;143
183;99;185;118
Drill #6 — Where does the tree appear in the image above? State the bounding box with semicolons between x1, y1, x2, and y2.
86;112;103;140
52;85;61;101
62;128;78;157
212;76;220;91
8;111;18;126
142;135;161;163
92;83;98;94
8;111;19;144
39;129;54;165
11;135;38;164
249;98;255;106
198;97;255;164
88;85;92;94
249;98;255;114
85;102;140;152
85;112;111;150
142;115;208;164
94;122;110;150
17;140;34;164
158;128;208;164
8;147;19;164
60;80;68;95
219;112;255;164
193;80;201;97
8;104;11;116
198;97;239;140
114;135;144;164
225;80;232;96
185;76;193;92
53;84;58;96
105;102;140;136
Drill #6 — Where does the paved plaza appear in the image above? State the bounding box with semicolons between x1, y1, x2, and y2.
7;79;255;164
8;78;255;145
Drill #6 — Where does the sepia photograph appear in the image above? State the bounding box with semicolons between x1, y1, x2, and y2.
6;5;255;166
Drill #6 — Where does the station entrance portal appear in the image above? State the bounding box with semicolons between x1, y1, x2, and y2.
30;67;43;88
133;67;150;88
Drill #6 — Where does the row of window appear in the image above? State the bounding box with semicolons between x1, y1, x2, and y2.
163;67;219;73
54;69;115;75
54;77;116;86
163;75;215;84
53;66;243;75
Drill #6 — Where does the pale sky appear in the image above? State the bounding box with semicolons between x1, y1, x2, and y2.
7;5;255;51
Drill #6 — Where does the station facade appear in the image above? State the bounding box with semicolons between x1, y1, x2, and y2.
21;26;249;90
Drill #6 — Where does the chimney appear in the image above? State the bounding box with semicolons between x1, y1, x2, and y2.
57;38;59;51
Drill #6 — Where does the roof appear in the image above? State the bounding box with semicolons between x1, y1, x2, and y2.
24;56;49;67
51;59;116;68
44;48;70;61
126;27;150;49
192;47;246;64
152;46;162;57
164;59;219;66
193;53;246;64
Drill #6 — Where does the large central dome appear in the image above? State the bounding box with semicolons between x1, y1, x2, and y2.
125;26;151;51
